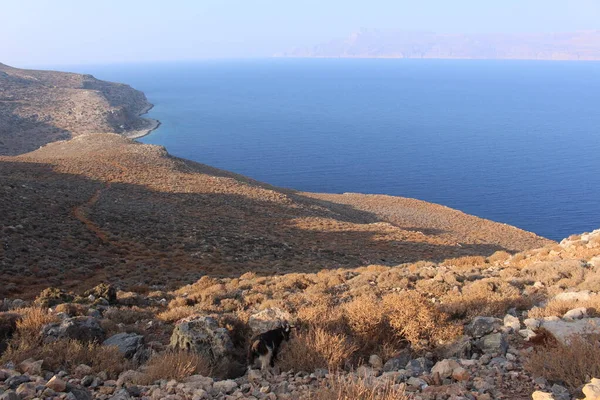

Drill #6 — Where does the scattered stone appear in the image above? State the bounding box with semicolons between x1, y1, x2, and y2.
18;358;43;375
532;391;555;400
212;379;238;394
554;291;591;302
406;357;433;376
503;314;520;331
431;359;460;379
540;318;600;344
46;375;67;392
524;318;541;330
475;332;508;355
383;350;412;372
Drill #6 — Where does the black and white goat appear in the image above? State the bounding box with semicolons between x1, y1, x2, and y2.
247;323;292;370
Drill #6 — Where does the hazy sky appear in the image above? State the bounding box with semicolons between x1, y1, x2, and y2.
2;0;599;66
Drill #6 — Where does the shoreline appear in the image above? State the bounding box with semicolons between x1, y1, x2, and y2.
124;102;162;140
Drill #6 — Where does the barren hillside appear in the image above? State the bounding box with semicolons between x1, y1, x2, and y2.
0;133;551;299
0;63;156;156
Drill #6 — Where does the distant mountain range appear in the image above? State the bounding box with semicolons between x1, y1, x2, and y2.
276;29;600;60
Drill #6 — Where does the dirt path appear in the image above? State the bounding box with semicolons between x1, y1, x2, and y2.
71;160;126;244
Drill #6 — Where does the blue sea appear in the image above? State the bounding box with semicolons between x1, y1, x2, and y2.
69;59;600;241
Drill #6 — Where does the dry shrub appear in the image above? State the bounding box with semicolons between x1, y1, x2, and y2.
528;296;600;319
525;333;600;389
487;250;512;264
382;292;462;351
54;303;88;317
307;373;408;400
12;307;58;347
415;279;452;298
440;278;534;319
1;339;128;377
441;255;487;270
136;350;212;385
157;306;197;322
344;296;385;342
521;260;586;287
279;326;357;372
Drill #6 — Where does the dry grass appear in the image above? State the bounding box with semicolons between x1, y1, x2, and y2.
11;307;59;347
0;339;128;378
136;350;212;385
305;374;408;400
279;327;358;372
528;296;600;319
525;333;600;390
439;278;536;319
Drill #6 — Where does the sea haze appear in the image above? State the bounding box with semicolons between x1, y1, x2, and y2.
73;59;600;241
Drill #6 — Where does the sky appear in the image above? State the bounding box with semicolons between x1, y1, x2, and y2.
2;0;599;67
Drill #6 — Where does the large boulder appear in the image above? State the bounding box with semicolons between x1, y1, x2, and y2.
170;316;233;360
42;316;105;343
248;308;292;334
540;318;600;344
583;378;600;400
103;333;145;359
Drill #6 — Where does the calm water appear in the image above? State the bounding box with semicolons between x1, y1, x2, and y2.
70;59;600;241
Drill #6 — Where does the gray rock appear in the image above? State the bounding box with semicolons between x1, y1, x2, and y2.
475;332;508;355
563;307;587;320
436;335;472;359
0;391;18;400
68;386;93;400
540;318;600;344
554;291;591;302
103;333;144;359
524;318;541;330
248;308;292;334
368;354;383;369
406;357;432;376
213;379;238;394
503;314;520;331
551;384;570;400
431;359;460;379
170;316;233;361
383;350;412;372
465;317;501;338
42;316;105;343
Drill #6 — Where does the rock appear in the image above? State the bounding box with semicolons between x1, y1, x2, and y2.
170;316;233;361
465;317;501;338
532;391;555;400
116;370;142;387
540;318;600;344
368;354;383;369
356;366;379;379
475;332;507;355
437;335;472;359
406;376;428;389
451;366;470;381
554;291;591;302
551;384;570;400
519;329;537;340
583;378;600;400
503;314;520;331
84;284;117;304
406;357;433;376
0;391;18;400
46;375;67;392
248;308;292;334
18;358;43;375
563;307;587;320
524;318;541;330
383;350;412;372
103;333;144;359
74;364;93;377
15;382;36;398
213;379;238;394
42;316;105;343
68;386;93;400
109;388;132;399
431;359;460;379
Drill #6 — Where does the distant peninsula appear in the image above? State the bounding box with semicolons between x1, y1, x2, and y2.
276;29;600;61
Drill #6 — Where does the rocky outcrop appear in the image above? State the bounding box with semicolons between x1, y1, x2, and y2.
42;316;105;343
248;308;292;334
169;316;234;361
